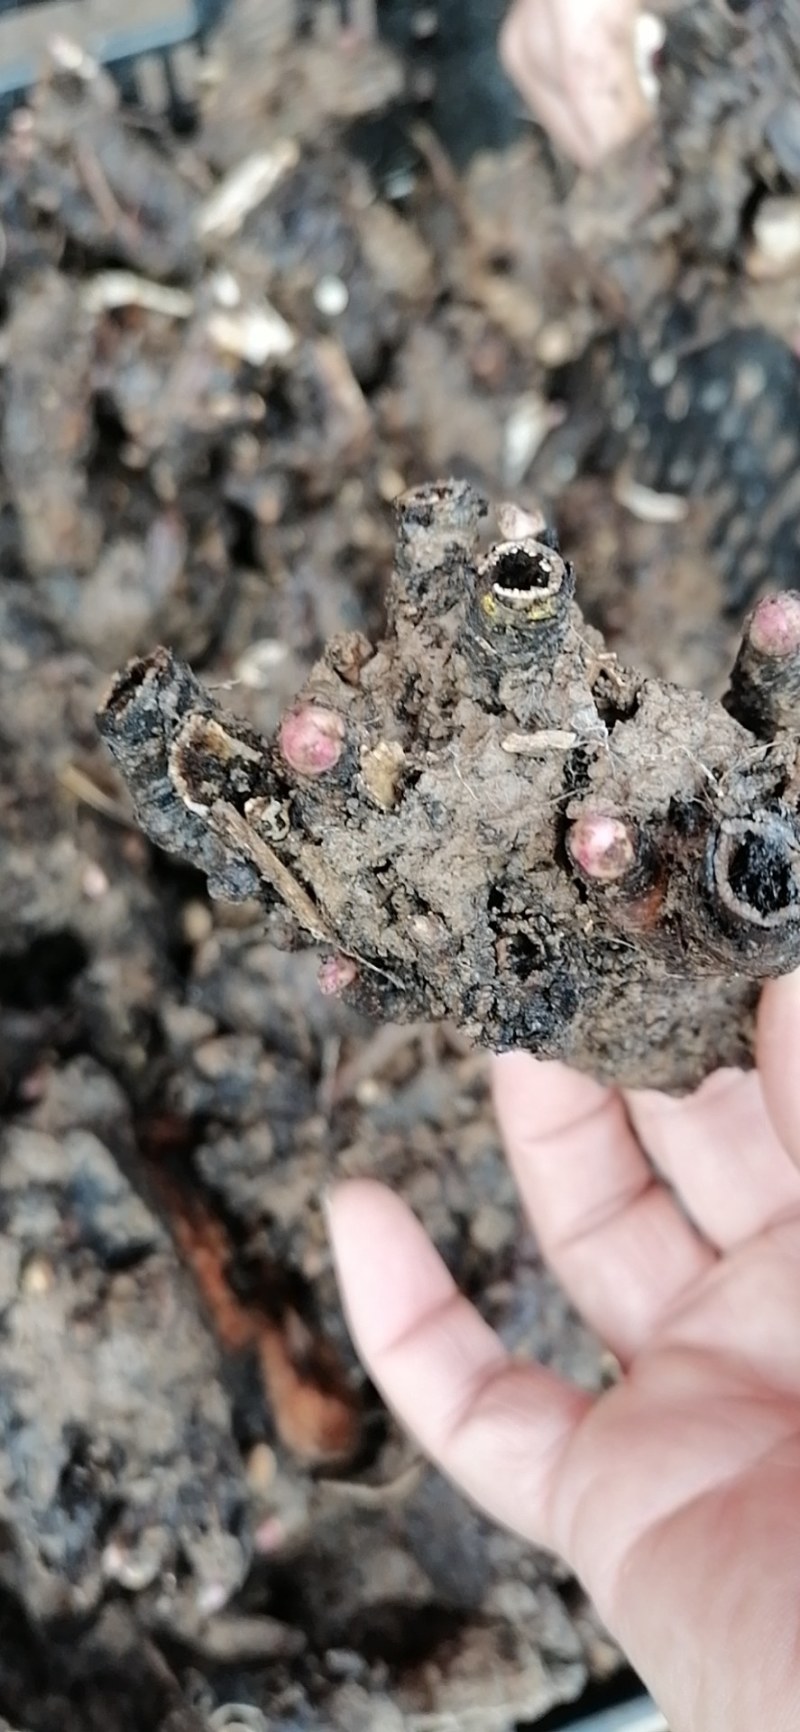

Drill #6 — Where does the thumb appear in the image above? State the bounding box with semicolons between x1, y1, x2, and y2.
757;968;800;1167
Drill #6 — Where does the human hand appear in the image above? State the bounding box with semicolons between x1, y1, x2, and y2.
499;0;654;170
328;972;800;1732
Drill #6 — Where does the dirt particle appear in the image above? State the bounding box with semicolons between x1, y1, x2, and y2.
183;902;215;947
246;1444;278;1494
360;740;406;810
470;1204;514;1255
19;1254;55;1297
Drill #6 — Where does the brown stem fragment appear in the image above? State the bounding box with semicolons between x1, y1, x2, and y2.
98;483;800;1094
164;1185;361;1468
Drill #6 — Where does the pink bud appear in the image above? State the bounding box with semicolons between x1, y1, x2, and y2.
568;814;636;882
318;954;358;996
748;592;800;658
279;705;345;776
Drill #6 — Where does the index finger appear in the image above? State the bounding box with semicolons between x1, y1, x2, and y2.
327;1178;590;1550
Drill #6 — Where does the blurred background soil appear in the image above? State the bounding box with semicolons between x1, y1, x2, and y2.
1;1;799;1724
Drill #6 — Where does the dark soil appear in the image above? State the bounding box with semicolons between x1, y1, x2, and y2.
2;0;800;1725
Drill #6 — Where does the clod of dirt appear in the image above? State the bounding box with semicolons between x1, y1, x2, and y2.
2;273;100;576
99;481;800;1093
0;1059;250;1628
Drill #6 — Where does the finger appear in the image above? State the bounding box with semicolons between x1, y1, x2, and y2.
327;1178;590;1551
499;0;559;95
559;0;652;165
500;4;599;168
522;74;601;170
757;969;800;1171
503;0;651;170
491;1056;715;1363
625;1069;800;1251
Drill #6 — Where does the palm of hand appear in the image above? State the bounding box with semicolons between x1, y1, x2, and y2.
329;975;800;1732
555;1204;800;1732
